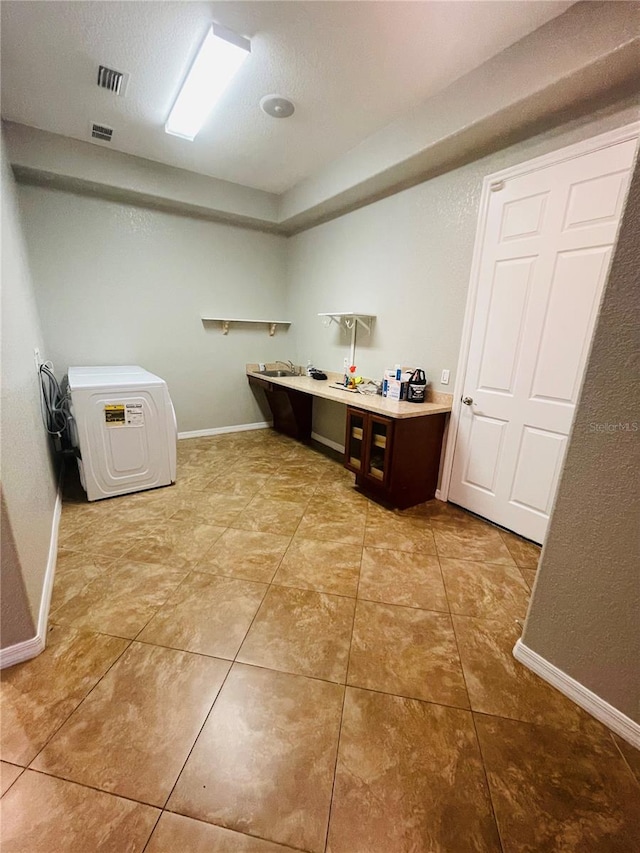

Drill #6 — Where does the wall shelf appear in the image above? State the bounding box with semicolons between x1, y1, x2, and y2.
202;317;291;336
318;312;375;334
319;312;375;364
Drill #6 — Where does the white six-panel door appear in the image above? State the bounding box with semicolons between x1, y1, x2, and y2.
448;130;638;544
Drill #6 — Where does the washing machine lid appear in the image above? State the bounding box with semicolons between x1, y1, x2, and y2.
67;365;166;390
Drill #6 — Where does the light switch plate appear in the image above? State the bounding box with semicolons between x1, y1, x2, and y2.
441;369;450;385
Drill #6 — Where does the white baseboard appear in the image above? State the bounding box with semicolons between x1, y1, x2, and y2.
311;431;345;454
178;421;272;440
513;638;640;749
0;634;46;670
0;485;62;670
434;490;446;502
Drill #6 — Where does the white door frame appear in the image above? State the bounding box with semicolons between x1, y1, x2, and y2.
438;121;640;508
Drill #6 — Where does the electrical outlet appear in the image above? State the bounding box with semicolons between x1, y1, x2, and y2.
441;369;450;385
34;348;42;371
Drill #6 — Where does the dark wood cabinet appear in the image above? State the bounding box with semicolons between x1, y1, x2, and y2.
345;410;394;488
345;406;447;508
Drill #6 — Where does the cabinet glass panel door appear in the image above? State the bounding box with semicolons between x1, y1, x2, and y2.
365;416;391;484
347;411;365;472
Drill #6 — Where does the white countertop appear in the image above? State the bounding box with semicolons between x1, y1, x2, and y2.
246;366;452;419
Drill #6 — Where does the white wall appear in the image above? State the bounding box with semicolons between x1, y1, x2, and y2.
4;122;280;230
1;137;58;648
14;105;638;445
280;1;640;225
17;188;289;433
286;102;640;446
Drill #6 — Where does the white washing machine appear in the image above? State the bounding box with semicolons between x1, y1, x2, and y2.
67;365;177;501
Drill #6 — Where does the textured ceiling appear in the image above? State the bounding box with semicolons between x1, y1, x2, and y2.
0;1;575;193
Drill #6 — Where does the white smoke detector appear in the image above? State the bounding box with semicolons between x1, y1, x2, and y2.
260;94;295;119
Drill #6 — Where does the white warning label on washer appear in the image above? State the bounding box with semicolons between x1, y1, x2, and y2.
125;403;144;426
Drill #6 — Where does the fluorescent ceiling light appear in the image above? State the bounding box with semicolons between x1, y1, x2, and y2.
165;24;250;141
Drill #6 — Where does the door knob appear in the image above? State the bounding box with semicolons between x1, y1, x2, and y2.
462;396;474;406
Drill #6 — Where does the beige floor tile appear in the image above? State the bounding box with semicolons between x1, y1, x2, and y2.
138;572;267;658
0;770;158;852
0;762;24;796
440;558;530;621
146;812;296;852
231;496;307;536
432;521;515;565
206;471;272;498
499;529;541;568
453;615;608;734
99;487;186;521
257;478;318;503
312;481;370;509
237;586;355;682
295;512;366;546
348;600;469;708
56;511;99;548
267;468;323;487
273;538;362;597
305;494;368;520
50;560;188;638
231;457;282;476
170;492;251;526
613;734;640;786
32;643;230;807
276;462;328;481
0;625;128;766
410;499;487;526
167;663;343;853
171;467;222;492
60;515;160;558
475;714;640;852
327;688;500;853
364;511;438;554
359;547;448;611
25;431;631;850
122;517;227;568
49;550;112;613
197;528;291;582
519;567;538;590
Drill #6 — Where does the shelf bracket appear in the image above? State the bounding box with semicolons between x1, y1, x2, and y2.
318;312;375;367
221;320;230;335
269;323;277;337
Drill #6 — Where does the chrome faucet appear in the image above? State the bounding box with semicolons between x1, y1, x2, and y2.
275;360;297;374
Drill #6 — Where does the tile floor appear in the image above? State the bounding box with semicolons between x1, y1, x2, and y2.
1;429;639;852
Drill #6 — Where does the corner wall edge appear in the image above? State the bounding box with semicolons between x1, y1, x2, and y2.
513;638;640;749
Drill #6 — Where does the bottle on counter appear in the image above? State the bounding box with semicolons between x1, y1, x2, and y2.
406;369;427;403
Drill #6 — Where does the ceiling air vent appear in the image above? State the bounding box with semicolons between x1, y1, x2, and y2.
97;65;128;96
91;123;113;142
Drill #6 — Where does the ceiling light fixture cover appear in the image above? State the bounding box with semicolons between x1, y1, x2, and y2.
165;23;250;141
260;94;295;119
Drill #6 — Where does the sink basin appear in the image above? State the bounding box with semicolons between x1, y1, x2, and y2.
260;369;297;377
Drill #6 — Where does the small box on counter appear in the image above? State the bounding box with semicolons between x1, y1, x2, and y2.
382;368;412;400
